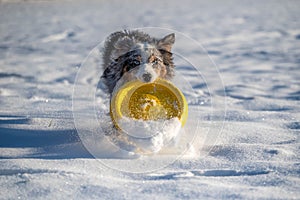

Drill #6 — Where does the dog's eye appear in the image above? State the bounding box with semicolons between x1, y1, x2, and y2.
152;58;160;66
132;60;140;66
126;59;140;71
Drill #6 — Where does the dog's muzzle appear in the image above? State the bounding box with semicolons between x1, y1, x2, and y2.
137;63;158;83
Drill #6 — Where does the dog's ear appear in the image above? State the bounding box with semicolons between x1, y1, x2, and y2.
157;33;175;52
112;36;134;59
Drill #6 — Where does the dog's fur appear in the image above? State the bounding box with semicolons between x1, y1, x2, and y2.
101;30;175;94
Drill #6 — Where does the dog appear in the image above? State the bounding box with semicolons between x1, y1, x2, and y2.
101;30;175;94
100;30;176;154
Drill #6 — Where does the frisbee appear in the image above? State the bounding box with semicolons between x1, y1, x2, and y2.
110;79;188;130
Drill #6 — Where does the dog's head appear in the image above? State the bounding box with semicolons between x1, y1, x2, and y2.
102;31;175;93
114;33;175;83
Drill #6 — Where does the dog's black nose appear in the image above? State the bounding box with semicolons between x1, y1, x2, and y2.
142;73;152;82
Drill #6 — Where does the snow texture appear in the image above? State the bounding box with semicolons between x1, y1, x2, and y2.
0;0;300;199
116;117;182;153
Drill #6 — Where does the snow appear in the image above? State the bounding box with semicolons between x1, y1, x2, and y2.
0;0;300;199
116;117;182;154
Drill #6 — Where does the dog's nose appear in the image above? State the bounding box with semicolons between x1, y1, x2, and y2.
142;73;152;82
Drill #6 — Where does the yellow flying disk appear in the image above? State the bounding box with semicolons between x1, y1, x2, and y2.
110;79;188;130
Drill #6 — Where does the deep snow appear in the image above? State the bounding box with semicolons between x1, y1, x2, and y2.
0;0;300;199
